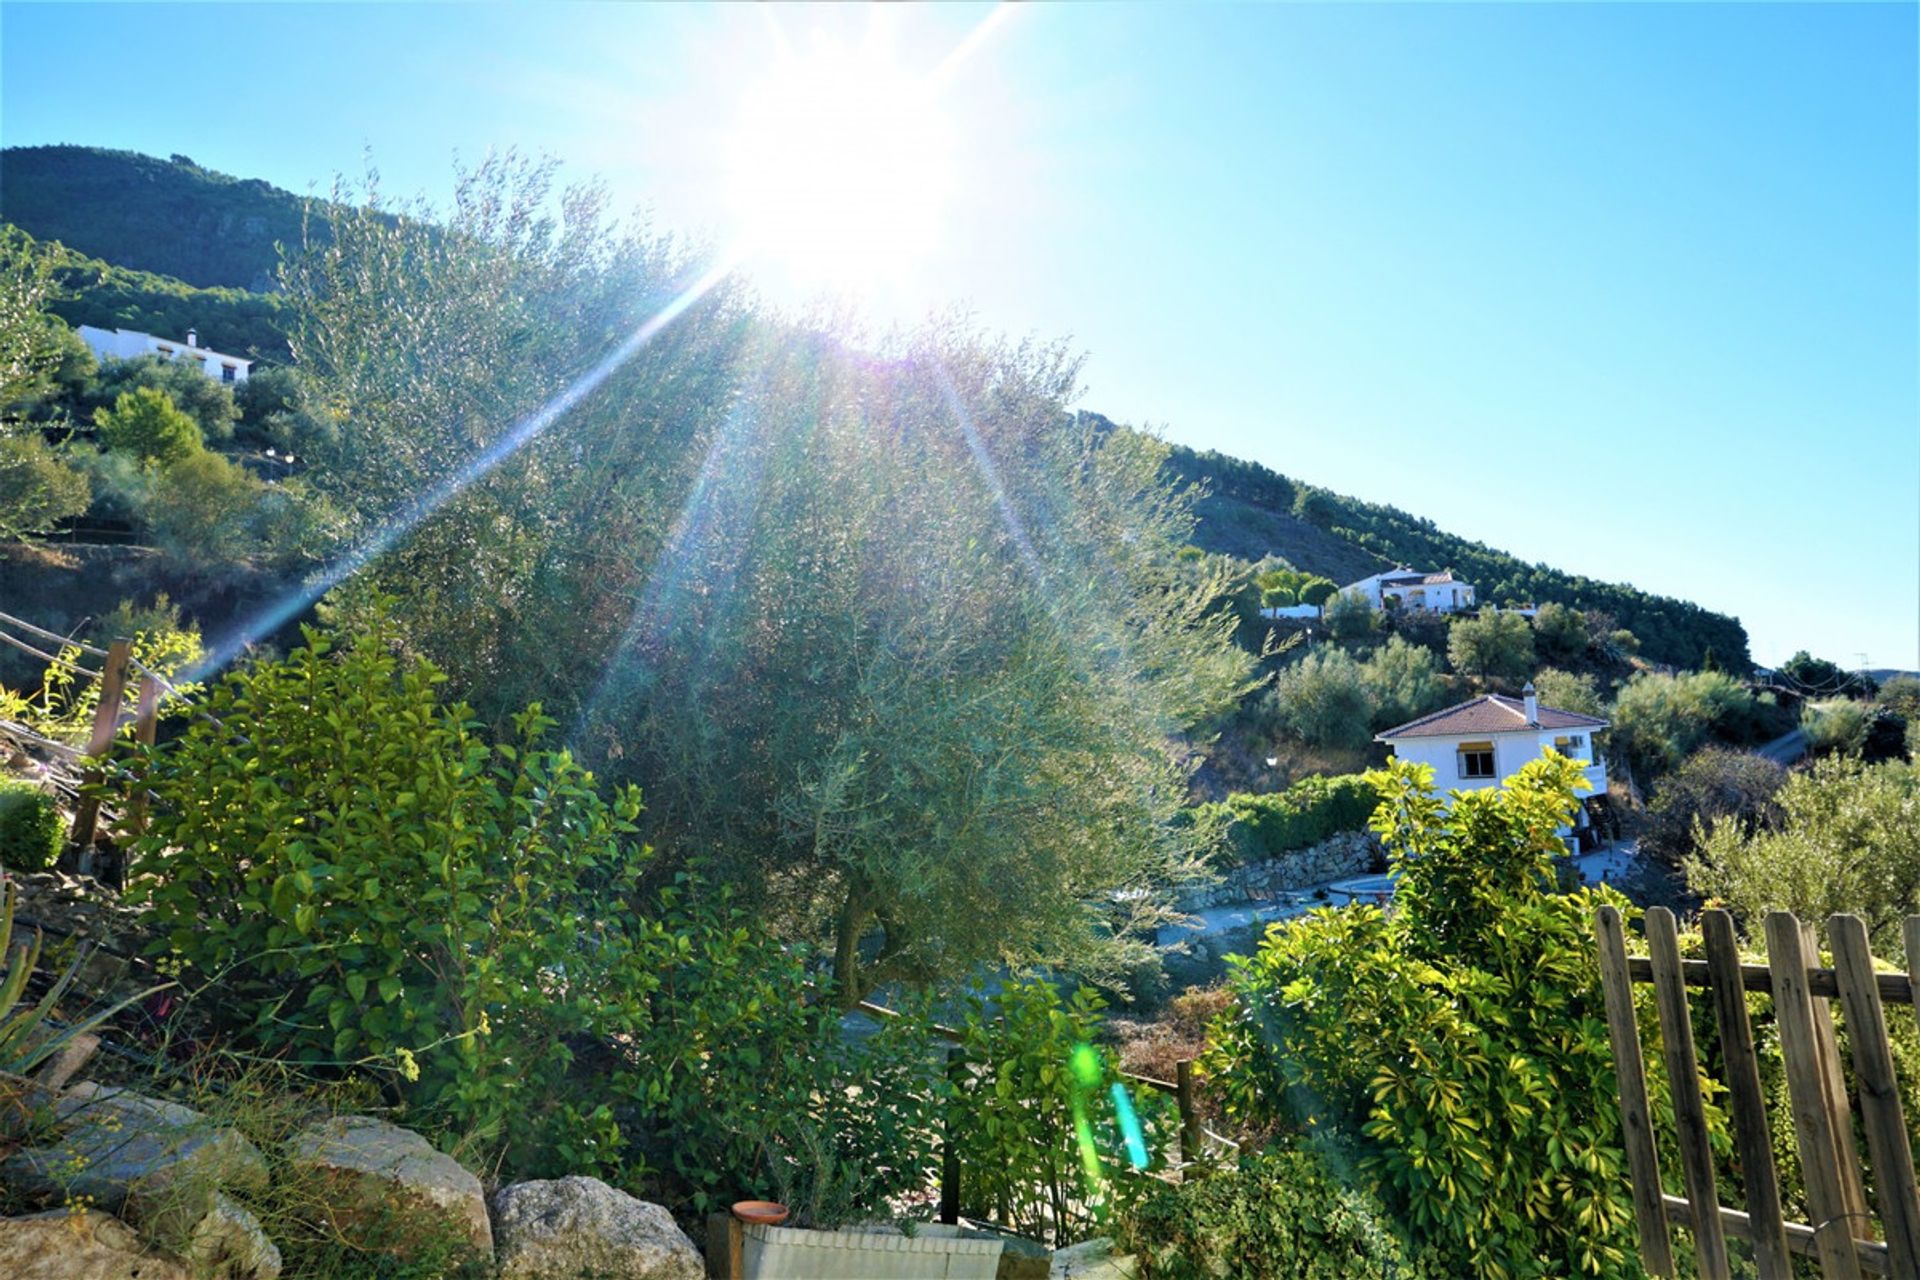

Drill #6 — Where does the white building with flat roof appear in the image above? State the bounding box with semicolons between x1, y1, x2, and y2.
77;325;251;386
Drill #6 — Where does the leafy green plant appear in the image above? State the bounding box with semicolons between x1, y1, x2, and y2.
1205;756;1664;1279
0;778;62;872
1118;1141;1447;1280
128;616;662;1174
1192;773;1378;866
951;979;1169;1246
93;385;203;464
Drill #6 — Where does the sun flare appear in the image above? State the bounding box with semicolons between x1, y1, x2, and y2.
727;35;956;292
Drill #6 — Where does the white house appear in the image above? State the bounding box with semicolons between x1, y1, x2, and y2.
1376;682;1608;827
1340;567;1476;614
77;325;251;386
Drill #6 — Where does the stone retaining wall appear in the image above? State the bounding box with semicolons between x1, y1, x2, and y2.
1176;830;1380;911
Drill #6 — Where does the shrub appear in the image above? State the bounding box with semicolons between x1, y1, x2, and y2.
1446;609;1534;682
130;618;665;1172
128;616;950;1210
1531;666;1604;718
93;385;202;464
1687;756;1920;956
1198;774;1379;865
1272;649;1374;749
1204;755;1647;1278
85;353;240;443
1532;602;1589;663
145;449;264;566
0;779;62;871
0;434;90;539
1640;748;1786;865
1322;589;1376;640
1802;697;1871;757
1360;634;1444;730
952;979;1168;1245
1119;1142;1445;1280
1610;668;1759;780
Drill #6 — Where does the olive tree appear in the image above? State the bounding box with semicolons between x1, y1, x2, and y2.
1446;609;1534;683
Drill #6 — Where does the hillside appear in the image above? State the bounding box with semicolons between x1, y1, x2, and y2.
1;145;312;291
6;225;290;362
3;146;1750;673
1164;441;1750;671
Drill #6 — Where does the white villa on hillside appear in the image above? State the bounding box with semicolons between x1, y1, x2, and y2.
77;325;252;385
1341;567;1475;614
1377;682;1608;832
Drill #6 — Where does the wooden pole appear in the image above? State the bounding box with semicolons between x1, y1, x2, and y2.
1702;909;1794;1280
1831;914;1920;1280
1176;1059;1205;1170
1646;906;1732;1279
123;673;160;840
1596;903;1675;1276
68;640;131;852
1767;912;1867;1280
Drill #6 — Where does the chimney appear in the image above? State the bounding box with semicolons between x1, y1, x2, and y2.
1523;680;1539;725
186;328;198;348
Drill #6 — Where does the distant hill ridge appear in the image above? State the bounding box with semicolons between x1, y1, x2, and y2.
1160;440;1749;671
1;145;317;291
5;146;1749;670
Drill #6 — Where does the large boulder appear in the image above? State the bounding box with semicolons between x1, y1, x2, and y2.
490;1176;701;1280
0;1085;269;1240
1051;1237;1137;1279
288;1115;491;1260
0;1208;192;1280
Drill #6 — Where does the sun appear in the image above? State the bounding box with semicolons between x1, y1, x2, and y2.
727;33;956;293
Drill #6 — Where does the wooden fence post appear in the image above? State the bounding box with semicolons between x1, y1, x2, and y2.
1701;909;1794;1280
1646;906;1732;1279
68;640;131;852
1766;912;1867;1280
1830;913;1920;1280
1596;903;1676;1277
123;673;160;840
1176;1059;1205;1171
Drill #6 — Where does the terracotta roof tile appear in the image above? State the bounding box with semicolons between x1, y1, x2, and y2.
1376;694;1609;740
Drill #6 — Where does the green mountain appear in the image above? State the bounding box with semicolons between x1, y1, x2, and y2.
9;226;290;362
5;146;1749;671
1;145;312;291
1163;441;1749;671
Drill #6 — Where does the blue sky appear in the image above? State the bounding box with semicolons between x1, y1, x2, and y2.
4;2;1914;667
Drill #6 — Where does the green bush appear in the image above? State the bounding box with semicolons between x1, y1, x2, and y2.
1610;668;1760;780
1446;609;1534;682
93;385;203;464
1640;747;1786;865
1531;602;1588;663
1322;589;1377;640
145;449;264;566
0;435;90;539
1802;697;1872;757
1271;649;1375;749
128;616;949;1214
1119;1142;1445;1280
1198;774;1378;866
952;979;1169;1245
0;779;62;871
1204;756;1651;1278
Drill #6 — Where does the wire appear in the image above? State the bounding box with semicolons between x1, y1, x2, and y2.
0;629;103;680
0;608;112;659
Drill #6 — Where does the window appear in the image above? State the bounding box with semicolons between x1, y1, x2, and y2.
1458;741;1495;779
222;364;237;383
1554;735;1586;761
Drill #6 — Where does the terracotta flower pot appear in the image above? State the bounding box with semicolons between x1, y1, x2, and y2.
732;1200;790;1226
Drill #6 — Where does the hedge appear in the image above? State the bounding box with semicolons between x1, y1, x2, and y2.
1195;774;1378;866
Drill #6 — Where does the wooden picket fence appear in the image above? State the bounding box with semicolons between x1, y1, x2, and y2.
1596;904;1920;1280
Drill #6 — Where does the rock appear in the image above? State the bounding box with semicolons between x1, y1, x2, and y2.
289;1115;491;1260
489;1176;700;1280
1;1085;269;1240
0;1208;192;1279
33;1031;101;1092
1051;1237;1137;1279
184;1192;281;1280
995;1233;1051;1280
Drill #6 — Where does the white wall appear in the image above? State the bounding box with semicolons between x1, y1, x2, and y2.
1385;731;1607;806
76;325;250;384
1260;603;1320;620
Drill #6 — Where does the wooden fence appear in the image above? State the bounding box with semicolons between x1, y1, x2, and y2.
1596;904;1920;1280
